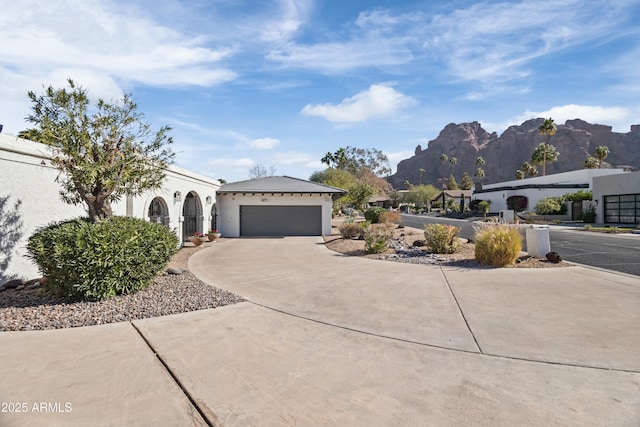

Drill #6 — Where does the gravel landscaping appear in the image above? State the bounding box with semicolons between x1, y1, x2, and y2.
0;241;244;332
324;224;571;269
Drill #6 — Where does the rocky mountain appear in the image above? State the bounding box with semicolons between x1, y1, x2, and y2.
388;118;640;189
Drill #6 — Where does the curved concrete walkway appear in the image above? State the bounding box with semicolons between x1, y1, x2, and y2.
2;237;639;426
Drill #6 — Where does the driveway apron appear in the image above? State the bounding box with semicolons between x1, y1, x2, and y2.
188;237;479;352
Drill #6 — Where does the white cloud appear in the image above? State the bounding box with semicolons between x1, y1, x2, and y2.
386;150;415;164
250;138;280;149
301;84;416;123
272;152;317;167
210;157;255;168
482;104;636;134
0;0;237;133
266;9;419;72
386;149;415;173
268;39;413;73
423;0;631;85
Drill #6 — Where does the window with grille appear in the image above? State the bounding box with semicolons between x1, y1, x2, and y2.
604;194;640;224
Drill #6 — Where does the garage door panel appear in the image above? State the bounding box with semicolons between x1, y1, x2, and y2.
240;205;322;236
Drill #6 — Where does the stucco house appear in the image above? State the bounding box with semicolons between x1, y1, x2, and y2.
1;134;221;282
216;176;346;237
472;169;625;213
592;171;640;225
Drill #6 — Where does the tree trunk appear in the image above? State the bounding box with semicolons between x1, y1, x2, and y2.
87;199;113;222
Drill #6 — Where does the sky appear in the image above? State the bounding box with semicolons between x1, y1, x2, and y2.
1;0;639;183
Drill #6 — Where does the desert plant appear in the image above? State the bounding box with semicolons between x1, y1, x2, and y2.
364;206;387;223
478;200;491;218
379;210;401;224
26;216;178;301
364;225;394;254
473;222;522;267
423;223;461;254
338;221;367;239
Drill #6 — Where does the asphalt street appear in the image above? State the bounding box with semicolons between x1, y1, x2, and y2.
401;214;640;277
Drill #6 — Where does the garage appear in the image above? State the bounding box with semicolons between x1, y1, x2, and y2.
240;205;322;236
216;176;346;238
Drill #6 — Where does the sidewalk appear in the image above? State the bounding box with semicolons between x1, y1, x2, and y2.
1;237;639;426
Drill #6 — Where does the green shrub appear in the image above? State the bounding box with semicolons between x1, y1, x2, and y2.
474;222;522;267
27;216;179;301
364;225;394;254
564;190;592;202
535;197;567;215
423;223;461;254
338;221;368;239
364;207;387;223
581;206;597;223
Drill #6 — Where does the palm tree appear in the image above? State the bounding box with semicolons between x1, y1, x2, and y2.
531;142;559;175
537;118;557;176
333;147;348;169
418;168;426;184
594;145;610;168
321;152;335;168
449;157;457;175
584;157;599;169
18;128;41;142
520;161;538;177
474;156;486;186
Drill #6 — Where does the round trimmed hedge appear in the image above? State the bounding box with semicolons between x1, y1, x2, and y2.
27;216;179;301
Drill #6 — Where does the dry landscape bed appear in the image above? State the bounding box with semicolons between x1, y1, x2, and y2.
324;224;571;269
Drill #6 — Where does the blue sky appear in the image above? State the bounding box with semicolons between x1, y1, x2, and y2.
1;0;639;182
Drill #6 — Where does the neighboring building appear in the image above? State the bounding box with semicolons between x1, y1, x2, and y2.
473;169;625;213
216;176;346;237
592;171;640;225
368;196;392;209
431;190;473;210
0;134;220;283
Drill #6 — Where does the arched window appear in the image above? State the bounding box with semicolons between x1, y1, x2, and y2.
148;197;169;226
182;191;203;239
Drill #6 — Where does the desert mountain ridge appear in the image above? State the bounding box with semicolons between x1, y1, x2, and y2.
388;118;640;189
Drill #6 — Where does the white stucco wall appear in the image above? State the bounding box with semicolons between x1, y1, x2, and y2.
217;192;334;237
592;171;640;224
474;169;625;212
0;134;220;283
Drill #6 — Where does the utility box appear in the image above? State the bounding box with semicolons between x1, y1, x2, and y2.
499;210;515;223
526;225;550;258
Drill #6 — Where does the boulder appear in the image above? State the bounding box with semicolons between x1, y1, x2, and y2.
0;278;24;291
167;267;183;275
546;251;562;263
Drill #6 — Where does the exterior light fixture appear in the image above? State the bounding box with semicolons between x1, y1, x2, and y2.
174;191;182;203
206;196;212;204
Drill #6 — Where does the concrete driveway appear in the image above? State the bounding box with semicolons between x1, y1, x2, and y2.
2;236;639;426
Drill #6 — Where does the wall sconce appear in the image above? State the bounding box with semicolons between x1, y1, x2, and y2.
206;196;212;204
174;191;181;203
